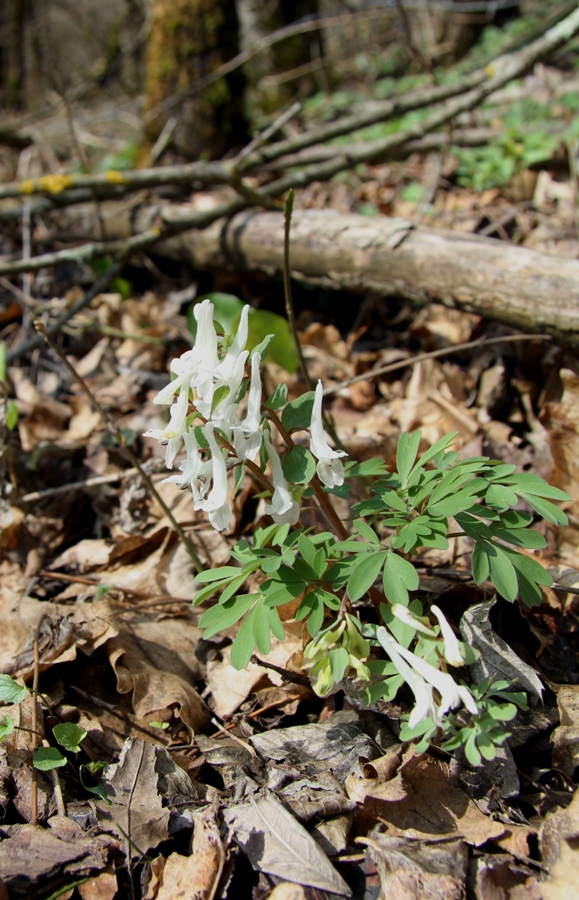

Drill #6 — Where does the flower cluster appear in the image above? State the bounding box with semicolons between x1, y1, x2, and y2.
376;619;477;729
144;299;347;531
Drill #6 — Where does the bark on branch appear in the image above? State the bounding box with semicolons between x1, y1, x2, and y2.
148;208;579;349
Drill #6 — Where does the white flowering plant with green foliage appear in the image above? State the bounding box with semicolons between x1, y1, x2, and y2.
144;299;570;765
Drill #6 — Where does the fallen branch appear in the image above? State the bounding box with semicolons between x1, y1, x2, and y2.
149;208;579;349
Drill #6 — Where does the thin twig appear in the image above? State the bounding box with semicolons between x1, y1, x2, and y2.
6;258;126;363
33;322;204;572
323;332;553;397
30;612;46;825
283;190;312;391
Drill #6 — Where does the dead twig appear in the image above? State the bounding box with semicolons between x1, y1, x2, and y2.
324;333;553;397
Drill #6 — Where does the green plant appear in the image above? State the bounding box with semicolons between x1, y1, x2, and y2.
144;300;569;760
453;128;558;193
0;675;109;801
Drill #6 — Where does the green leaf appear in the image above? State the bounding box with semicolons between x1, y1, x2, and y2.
380;491;407;514
79;765;112;804
0;715;14;740
52;723;87;753
296;590;325;636
397;431;421;486
518;493;568;526
34;747;67;771
200;594;257;639
264;383;288;410
486;700;518;722
347;458;389;477
329;647;350;682
247;309;298;373
464;732;482;766
230;609;258;669
195;566;244;583
476;733;497;761
503;473;570;500
382;553;419;605
353;519;381;544
268;607;285;642
347;551;386;601
486;543;519;601
283;446;316;485
210;384;231;416
281;392;315;433
0;675;28;704
412;432;459;473
251;333;274;363
253;600;272;655
486;484;518;510
6;400;18;431
472;541;490;584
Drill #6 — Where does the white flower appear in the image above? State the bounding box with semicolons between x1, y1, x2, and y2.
431;605;465;668
377;627;443;728
233;352;263;461
263;431;299;526
392;604;436;637
163;430;212;505
197;422;232;531
377;626;476;729
214;304;249;382
309;380;347;488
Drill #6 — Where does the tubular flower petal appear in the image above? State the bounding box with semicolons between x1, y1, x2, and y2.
214;304;249;382
263;432;299;526
431;605;465;668
309;380;347;488
197;423;232;531
377;627;442;728
392;604;436;637
163;431;212;505
233;352;263;461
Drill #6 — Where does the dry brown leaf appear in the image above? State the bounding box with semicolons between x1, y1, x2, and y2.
542;838;579;900
542;369;579;500
1;595;118;681
267;884;307;900
152;806;224;900
206;625;304;719
541;787;579;871
551;685;579;777
362;832;468;900
104;626;209;738
77;867;118;900
349;753;505;846
96;738;170;856
0;822;116;895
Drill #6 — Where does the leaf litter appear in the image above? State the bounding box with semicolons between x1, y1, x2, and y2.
2;110;579;900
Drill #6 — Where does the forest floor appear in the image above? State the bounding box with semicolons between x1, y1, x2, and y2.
1;50;579;900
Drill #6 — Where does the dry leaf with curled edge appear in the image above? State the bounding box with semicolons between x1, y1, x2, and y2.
224;793;351;896
361;832;468;900
349;753;505;846
104;626;209;739
146;805;224;900
460;599;544;704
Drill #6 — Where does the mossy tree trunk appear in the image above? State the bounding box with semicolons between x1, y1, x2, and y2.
143;0;246;159
0;0;28;107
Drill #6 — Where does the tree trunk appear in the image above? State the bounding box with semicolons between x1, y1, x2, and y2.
142;0;247;159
